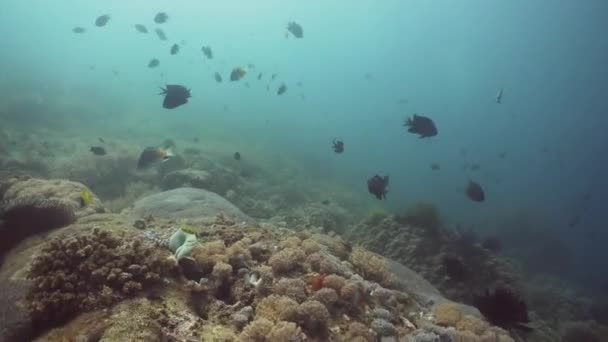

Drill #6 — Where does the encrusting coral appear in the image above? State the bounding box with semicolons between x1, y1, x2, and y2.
26;228;175;327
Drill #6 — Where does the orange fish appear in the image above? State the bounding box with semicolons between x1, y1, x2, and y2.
137;147;174;169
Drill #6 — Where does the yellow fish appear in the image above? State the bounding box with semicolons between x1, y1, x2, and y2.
80;189;93;207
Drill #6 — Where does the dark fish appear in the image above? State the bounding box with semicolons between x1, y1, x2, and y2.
90;146;106;156
201;46;213;59
95;15;110;27
154;12;169;24
466;180;485;202
498;152;506;159
332;139;344;154
296;81;303;87
193;137;199;143
496;88;503;104
148;58;160;68
245;82;250;88
72;27;86;34
159;84;191;109
470;163;481;171
230;67;247;81
287;21;303;38
98;137;105;143
257;72;263;80
271;73;277;81
568;215;581;228
137;146;174;169
155;28;167;41
170;44;179;55
364;73;373;80
367;174;389;200
430;163;440;170
234;152;241;161
277;83;287;95
404;114;438;138
214;72;222;83
321;199;330;205
135;24;148;33
247;63;256;69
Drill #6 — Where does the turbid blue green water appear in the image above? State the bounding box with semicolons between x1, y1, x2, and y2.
1;1;608;340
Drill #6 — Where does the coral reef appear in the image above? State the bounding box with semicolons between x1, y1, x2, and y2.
26;228;175;327
348;215;520;304
395;202;442;234
0;177;105;259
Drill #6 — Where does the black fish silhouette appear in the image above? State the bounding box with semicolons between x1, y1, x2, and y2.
159;84;191;109
287;22;303;38
404;114;438;138
95;14;110;27
367;174;389;200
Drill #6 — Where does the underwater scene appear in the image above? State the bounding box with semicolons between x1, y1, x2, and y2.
1;1;607;341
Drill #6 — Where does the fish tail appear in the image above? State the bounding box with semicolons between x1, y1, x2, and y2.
163;148;175;159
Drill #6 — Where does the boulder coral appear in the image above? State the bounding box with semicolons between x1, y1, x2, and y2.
0;177;104;258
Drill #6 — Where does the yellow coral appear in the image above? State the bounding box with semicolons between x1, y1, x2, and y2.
268;248;306;274
279;236;302;249
267;321;305;342
255;295;299;322
239;318;273;342
434;302;463;326
349;246;392;286
301;239;321;255
455;315;489;335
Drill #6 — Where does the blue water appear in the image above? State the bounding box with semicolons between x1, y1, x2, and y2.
1;1;608;290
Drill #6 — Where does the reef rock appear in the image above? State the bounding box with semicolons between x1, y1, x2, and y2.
0;177;105;257
162;168;212;191
128;187;254;224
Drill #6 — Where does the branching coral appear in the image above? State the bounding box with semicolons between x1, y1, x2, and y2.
26;228;174;327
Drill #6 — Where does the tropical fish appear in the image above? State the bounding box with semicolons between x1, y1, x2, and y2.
214;72;223;83
159;84;191;109
367;175;389;200
137;146;174;169
277;83;287;95
332;139;344;154
201;46;213;59
495;88;503;104
95;14;110;27
148;58;160;68
287;21;303;38
155;28;167;41
72;27;86;34
80;189;93;207
135;24;148;33
170;44;179;55
230;67;247;81
154;12;169;24
466;180;485;202
404;114;438;138
89;146;106;155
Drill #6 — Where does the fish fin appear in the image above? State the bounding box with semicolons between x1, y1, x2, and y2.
164;148;175;158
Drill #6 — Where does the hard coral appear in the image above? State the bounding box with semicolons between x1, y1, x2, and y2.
255;295;299;322
349;246;393;286
26;228;172;327
273;278;308;303
239;318;273;341
268;247;305;274
297;300;330;336
267;321;305;342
